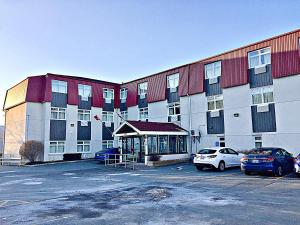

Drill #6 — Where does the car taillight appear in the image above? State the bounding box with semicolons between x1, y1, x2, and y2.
207;155;217;158
263;156;274;162
240;157;248;162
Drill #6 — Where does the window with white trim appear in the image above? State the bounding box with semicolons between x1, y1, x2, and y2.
139;107;148;121
252;86;274;105
52;80;67;93
102;111;114;122
49;141;65;154
167;73;179;91
248;47;271;69
205;61;221;79
168;102;180;121
207;95;223;111
103;88;114;103
120;88;127;103
254;136;262;148
138;82;148;97
77;141;90;153
51;107;66;120
78;84;92;100
121;111;128;120
78;109;91;121
102;140;114;150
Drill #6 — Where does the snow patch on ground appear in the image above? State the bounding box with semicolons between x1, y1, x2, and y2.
62;173;75;176
23;182;43;185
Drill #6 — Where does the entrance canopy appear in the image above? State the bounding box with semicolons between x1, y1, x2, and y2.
113;120;189;137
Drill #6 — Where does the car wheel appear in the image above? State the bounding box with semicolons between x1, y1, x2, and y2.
195;165;203;171
244;170;251;175
218;161;225;172
276;165;283;177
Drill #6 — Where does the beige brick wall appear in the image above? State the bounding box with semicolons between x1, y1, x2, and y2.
4;103;27;158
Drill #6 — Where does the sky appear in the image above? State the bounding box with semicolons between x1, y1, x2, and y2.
0;0;300;125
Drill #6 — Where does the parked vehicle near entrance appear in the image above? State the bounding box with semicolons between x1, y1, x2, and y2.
240;148;294;176
193;147;244;171
294;154;300;176
94;148;120;162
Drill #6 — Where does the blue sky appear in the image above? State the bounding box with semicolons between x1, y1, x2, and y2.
0;0;300;125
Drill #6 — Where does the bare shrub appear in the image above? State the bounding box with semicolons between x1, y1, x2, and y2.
19;140;44;163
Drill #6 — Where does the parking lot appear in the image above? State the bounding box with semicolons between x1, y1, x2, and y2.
0;160;300;225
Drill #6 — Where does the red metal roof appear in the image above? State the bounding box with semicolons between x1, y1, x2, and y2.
126;120;187;132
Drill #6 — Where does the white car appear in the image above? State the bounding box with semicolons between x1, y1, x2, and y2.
193;147;244;171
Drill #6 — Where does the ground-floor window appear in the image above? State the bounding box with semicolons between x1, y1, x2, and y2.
77;141;90;153
49;141;65;154
147;136;158;154
254;136;262;148
102;140;114;150
147;135;187;155
219;137;225;147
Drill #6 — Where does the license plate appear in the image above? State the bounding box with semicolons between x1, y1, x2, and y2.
252;159;259;163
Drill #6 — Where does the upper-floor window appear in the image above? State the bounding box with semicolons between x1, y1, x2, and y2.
248;47;271;69
167;73;179;92
139;107;148;121
102;111;114;122
168;102;180;122
205;61;221;79
207;95;223;111
120;88;127;103
252;86;274;105
121;111;128;120
103;88;114;104
138;82;148;99
52;80;67;93
78;109;91;121
51;107;66;120
78;84;92;101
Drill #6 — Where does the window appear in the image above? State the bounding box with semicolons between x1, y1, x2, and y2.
78;109;91;121
52;80;67;93
207;95;223;111
138;82;148;97
102;111;114;122
159;135;168;154
147;136;158;154
103;88;114;103
51;107;66;120
205;61;221;79
139;107;148;121
49;141;65;154
227;148;238;155
120;88;127;103
168;102;180;121
248;47;271;69
219;137;225;147
121;111;128;120
178;136;187;153
167;73;179;91
77;141;90;153
252;87;274;105
102;140;114;150
254;136;262;148
78;84;91;100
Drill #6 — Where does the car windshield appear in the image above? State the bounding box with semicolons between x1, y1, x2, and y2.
249;149;273;155
198;149;217;154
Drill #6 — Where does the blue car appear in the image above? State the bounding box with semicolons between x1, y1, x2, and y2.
241;147;294;176
94;148;120;162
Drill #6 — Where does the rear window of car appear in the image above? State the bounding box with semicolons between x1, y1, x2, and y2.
198;149;217;154
249;149;273;155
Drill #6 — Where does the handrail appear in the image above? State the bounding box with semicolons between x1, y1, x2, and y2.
104;153;137;170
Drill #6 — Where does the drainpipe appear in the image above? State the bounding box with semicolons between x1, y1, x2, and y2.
188;94;192;155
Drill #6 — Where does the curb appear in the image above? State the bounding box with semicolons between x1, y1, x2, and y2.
21;159;96;167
